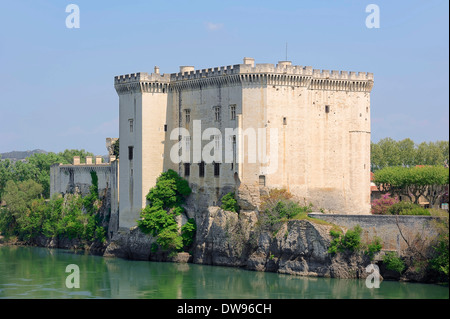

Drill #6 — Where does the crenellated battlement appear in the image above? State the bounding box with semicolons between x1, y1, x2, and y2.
114;57;374;93
114;71;171;94
114;72;170;84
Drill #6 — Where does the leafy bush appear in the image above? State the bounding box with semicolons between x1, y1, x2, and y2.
181;218;196;248
139;205;177;237
146;169;191;209
382;251;406;274
371;193;399;215
328;225;382;259
327;228;344;254
431;237;449;278
220;192;239;212
430;215;449;281
364;236;383;260
339;225;362;251
387;201;430;216
400;207;431;216
138;169;193;252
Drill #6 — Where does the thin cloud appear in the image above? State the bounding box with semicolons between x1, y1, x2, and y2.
205;22;224;31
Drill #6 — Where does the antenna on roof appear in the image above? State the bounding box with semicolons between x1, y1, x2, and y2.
285;42;288;61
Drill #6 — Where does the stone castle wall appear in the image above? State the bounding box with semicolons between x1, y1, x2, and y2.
50;155;117;199
114;57;374;229
308;213;441;253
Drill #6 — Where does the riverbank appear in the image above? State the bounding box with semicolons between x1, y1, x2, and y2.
2;245;448;299
2;207;447;285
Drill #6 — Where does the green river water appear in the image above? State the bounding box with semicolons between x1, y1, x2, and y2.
0;245;448;299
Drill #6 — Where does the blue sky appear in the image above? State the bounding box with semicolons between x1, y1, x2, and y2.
0;0;448;155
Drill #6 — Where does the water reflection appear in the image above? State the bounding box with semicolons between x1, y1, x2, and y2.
0;246;448;299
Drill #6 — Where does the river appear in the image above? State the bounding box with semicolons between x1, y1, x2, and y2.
0;246;447;299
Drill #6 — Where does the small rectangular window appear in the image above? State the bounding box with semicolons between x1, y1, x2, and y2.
283;117;287;125
184;163;190;177
259;175;266;186
214;163;220;176
214;135;221;151
325;105;330;113
214;106;221;122
185;136;191;151
230;105;236;120
184;109;191;124
128;146;134;161
129;119;134;132
164;124;167;132
199;161;205;177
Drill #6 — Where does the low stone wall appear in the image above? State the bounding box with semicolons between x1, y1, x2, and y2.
308;213;441;253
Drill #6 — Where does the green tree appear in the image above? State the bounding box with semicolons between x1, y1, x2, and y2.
416;142;444;166
1;179;43;238
27;152;65;198
436;140;449;165
373;165;449;206
1;152;67;200
370;142;384;171
10;160;38;183
378;137;401;167
397;138;416;167
0;158;13;202
371;138;449;171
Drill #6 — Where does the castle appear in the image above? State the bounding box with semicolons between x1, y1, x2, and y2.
51;57;374;232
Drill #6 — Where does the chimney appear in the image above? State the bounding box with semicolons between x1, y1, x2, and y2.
179;66;195;74
243;57;255;67
278;61;292;68
95;156;102;165
73;156;80;165
86;156;93;165
154;66;160;74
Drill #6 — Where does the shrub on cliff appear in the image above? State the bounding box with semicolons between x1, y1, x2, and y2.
328;225;362;254
382;251;405;274
181;218;197;247
220;192;239;213
138;169;193;252
430;213;449;281
146;169;191;209
257;189;319;233
328;225;382;260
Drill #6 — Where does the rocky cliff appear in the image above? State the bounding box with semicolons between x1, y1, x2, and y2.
104;207;373;280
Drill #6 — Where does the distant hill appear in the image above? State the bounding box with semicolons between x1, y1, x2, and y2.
0;149;47;161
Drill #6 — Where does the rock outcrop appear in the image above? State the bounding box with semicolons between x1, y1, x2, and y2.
191;207;372;279
102;207;375;278
103;226;193;263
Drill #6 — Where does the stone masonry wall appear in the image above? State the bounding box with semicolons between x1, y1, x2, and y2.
308;213;441;253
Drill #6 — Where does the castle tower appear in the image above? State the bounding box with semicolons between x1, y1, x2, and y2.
114;58;374;229
114;71;170;229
